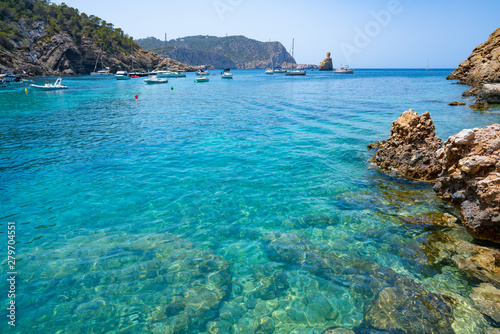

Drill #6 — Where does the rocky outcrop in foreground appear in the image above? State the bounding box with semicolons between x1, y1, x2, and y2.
318;52;333;71
370;110;500;243
434;125;500;242
447;27;500;86
370;110;442;180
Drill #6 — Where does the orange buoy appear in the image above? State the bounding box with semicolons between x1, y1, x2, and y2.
135;94;138;100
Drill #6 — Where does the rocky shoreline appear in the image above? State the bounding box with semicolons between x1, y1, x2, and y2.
368;109;500;332
447;27;500;109
370;109;499;243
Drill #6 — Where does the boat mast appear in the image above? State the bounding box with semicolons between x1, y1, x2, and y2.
269;39;273;69
100;43;104;70
93;43;101;72
165;33;168;71
130;41;134;71
291;38;294;71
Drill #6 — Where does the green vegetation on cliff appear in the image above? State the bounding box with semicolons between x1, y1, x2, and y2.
136;35;293;69
0;0;134;52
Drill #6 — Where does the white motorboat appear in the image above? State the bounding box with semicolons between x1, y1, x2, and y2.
333;65;354;74
221;68;233;79
157;70;186;78
195;76;209;83
286;70;307;76
115;71;131;80
265;68;274;75
144;76;168;84
91;69;112;76
29;77;68;90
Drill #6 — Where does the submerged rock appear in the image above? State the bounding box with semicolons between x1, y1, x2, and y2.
448;101;466;106
322;328;355;334
319;52;333;71
422;232;500;286
470;283;500;323
434;124;500;242
469;100;490;110
371;109;443;180
361;285;455;334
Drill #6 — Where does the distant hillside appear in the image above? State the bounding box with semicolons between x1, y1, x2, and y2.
136;35;295;69
0;0;191;75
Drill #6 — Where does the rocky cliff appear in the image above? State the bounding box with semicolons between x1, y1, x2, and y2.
0;2;191;75
370;111;500;244
136;35;294;70
0;32;165;76
447;28;500;86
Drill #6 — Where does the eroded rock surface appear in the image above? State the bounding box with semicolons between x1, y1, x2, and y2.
371;109;443;180
434;124;500;242
319;52;333;71
447;28;500;86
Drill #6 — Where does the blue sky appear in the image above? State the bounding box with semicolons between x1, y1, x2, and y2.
53;0;500;68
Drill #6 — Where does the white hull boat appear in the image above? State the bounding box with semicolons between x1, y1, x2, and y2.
144;76;168;84
286;39;306;76
286;70;306;76
91;70;112;76
115;71;131;80
333;65;354;74
195;76;209;83
30;77;68;90
221;68;233;79
157;71;186;78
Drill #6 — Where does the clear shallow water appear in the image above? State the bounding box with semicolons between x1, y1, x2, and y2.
1;70;499;333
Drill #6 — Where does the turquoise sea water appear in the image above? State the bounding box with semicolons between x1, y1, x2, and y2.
1;69;499;333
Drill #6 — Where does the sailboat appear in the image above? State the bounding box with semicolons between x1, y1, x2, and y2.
157;34;187;78
221;34;233;79
285;39;306;76
265;40;274;75
90;43;112;76
426;58;430;71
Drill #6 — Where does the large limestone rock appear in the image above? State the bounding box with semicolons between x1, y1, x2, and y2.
371;111;500;243
319;52;333;71
434;124;500;242
447;27;500;85
479;83;500;103
371;110;443;180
